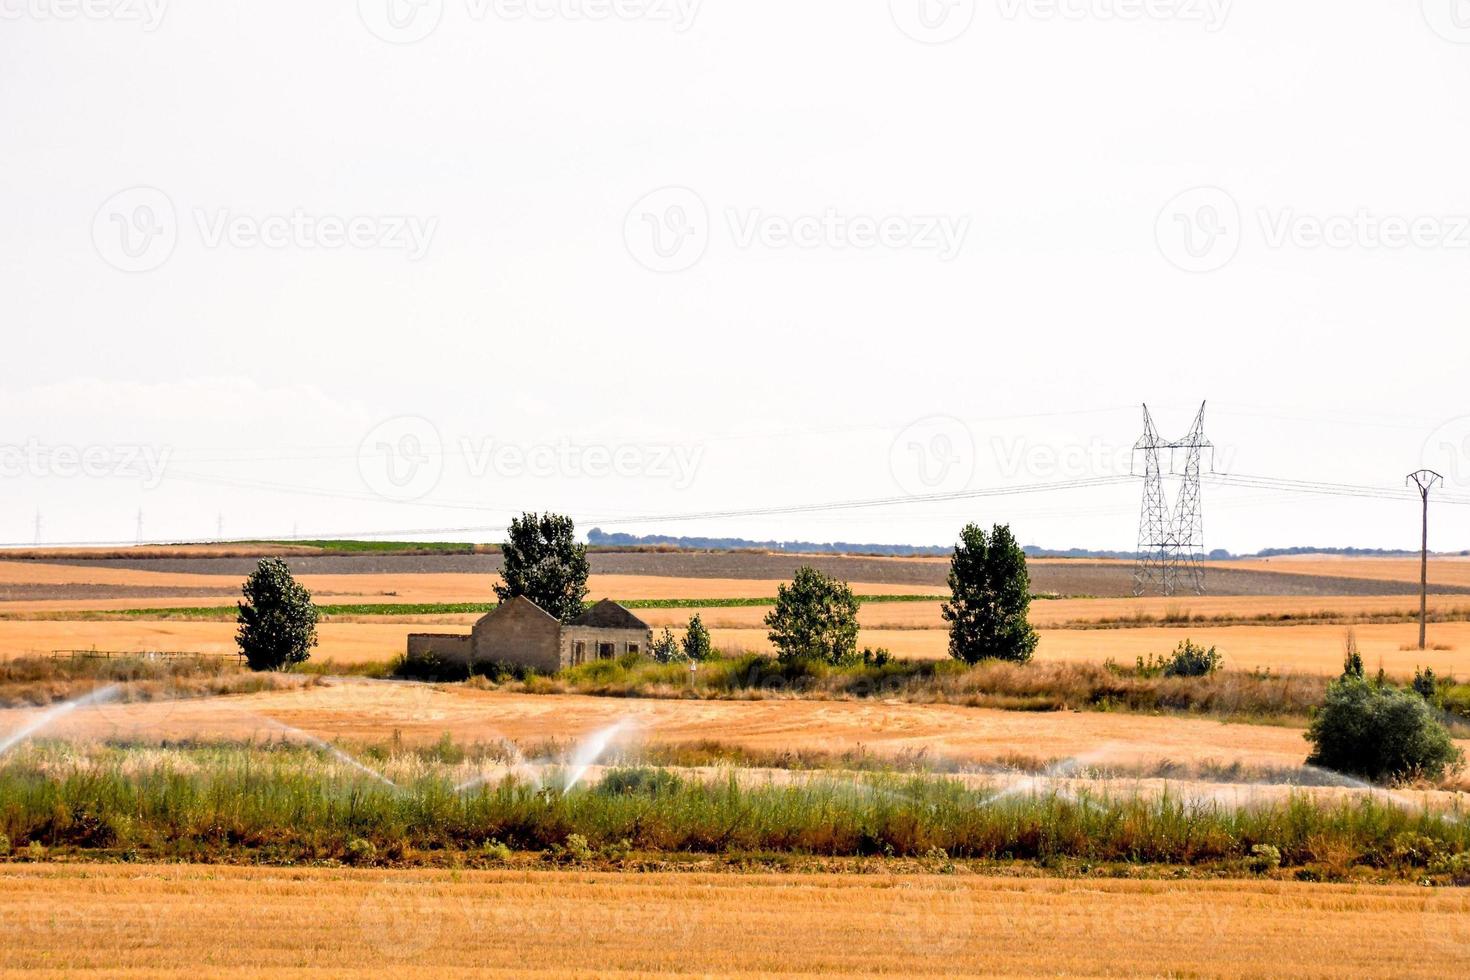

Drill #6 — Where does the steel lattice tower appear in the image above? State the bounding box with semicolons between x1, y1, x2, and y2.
1131;403;1211;597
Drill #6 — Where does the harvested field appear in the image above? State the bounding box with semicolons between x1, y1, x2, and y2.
0;681;1407;769
1217;555;1470;590
11;552;1464;598
4;618;1469;678
2;864;1466;977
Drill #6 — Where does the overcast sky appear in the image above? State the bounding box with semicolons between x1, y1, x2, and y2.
3;0;1470;553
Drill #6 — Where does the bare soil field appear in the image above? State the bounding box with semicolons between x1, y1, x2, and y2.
2;864;1465;977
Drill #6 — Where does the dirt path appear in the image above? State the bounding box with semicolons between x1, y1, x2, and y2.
2;864;1465;976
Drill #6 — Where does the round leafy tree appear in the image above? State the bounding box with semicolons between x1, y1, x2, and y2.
494;512;590;624
1306;676;1463;783
236;558;319;671
942;523;1038;664
764;566;860;665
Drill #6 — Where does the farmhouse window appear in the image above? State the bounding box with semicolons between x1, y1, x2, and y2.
573;641;586;665
627;642;639;655
598;642;616;659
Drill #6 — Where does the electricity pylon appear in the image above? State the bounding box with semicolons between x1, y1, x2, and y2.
1132;403;1211;596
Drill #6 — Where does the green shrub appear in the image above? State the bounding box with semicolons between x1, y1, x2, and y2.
1306;677;1464;782
1247;844;1281;874
345;837;377;865
596;767;684;797
0;833;9;857
480;839;512;862
1162;640;1223;678
1411;667;1438;704
650;627;681;664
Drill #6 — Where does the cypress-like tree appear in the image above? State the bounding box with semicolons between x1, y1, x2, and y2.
236;558;319;671
494;512;590;624
942;523;1038;664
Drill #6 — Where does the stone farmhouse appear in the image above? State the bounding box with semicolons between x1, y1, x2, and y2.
406;597;652;674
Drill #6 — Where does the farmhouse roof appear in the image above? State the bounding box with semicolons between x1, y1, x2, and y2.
483;595;560;624
570;599;649;630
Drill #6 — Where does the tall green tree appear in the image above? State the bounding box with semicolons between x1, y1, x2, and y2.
942;523;1038;664
495;512;590;624
682;613;713;662
764;566;860;665
236;558;319;671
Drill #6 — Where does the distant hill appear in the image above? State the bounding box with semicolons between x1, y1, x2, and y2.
585;530;1468;560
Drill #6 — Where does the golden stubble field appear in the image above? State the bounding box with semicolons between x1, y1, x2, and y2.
6;680;1445;771
3;555;1470;676
2;864;1466;977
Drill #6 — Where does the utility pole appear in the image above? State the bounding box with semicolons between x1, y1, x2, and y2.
1406;469;1443;652
135;509;144;546
217;513;225;542
33;510;41;546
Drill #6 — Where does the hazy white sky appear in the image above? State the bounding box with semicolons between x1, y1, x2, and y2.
3;0;1470;552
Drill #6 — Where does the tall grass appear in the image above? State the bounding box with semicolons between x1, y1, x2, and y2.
453;653;1331;722
0;742;1464;878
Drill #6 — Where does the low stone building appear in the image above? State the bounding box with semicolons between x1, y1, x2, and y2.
406;596;651;674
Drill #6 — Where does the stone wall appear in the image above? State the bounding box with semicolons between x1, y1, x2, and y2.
406;633;473;662
472;597;562;673
561;626;652;668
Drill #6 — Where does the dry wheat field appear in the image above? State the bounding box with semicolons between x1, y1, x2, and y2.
3;864;1467;977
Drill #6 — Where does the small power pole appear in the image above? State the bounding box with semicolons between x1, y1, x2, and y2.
135;509;144;546
33;510;42;546
217;513;225;542
1406;469;1443;651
